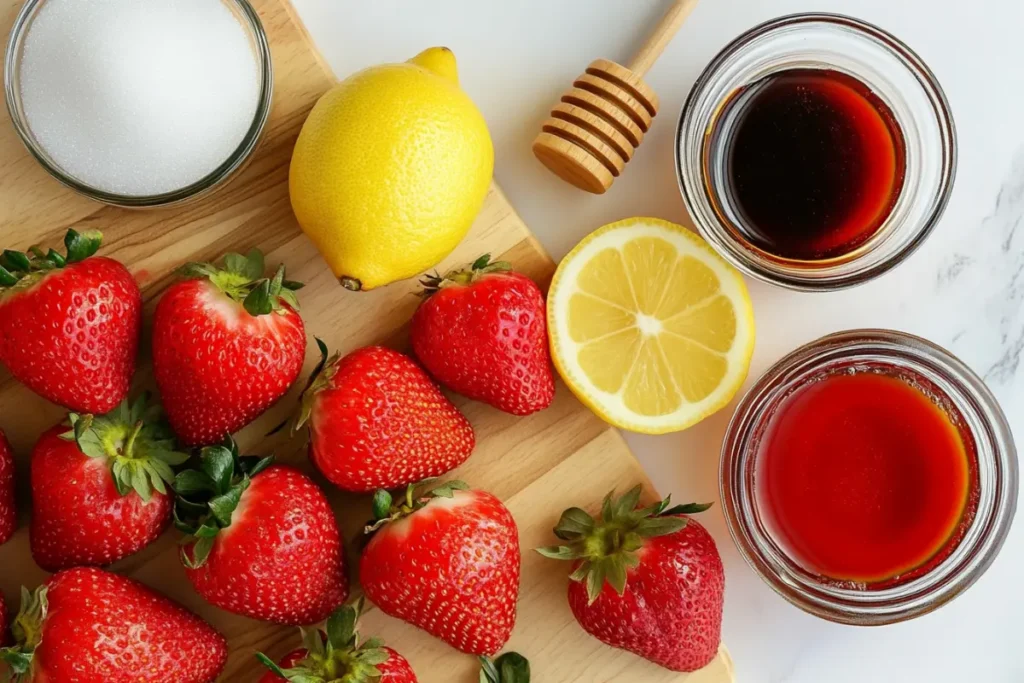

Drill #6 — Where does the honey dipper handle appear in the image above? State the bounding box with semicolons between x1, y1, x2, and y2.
627;0;700;77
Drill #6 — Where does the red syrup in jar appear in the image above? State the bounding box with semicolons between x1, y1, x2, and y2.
754;371;978;585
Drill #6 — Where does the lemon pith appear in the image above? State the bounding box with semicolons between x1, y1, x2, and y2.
548;218;755;434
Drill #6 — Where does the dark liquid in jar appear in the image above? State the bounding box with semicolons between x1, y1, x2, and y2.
721;69;906;260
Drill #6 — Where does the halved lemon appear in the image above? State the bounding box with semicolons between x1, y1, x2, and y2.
548;217;755;434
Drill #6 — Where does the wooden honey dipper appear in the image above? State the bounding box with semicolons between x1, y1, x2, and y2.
532;0;699;193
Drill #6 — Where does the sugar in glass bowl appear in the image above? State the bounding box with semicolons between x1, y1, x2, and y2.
4;0;273;208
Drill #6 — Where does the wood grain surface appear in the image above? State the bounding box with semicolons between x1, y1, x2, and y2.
0;1;733;680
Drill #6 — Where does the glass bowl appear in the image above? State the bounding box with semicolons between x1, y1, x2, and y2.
676;13;957;291
4;0;273;208
720;329;1017;624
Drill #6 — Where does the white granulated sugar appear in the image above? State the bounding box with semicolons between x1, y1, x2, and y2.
19;0;260;196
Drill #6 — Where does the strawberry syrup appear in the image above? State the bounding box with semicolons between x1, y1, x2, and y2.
754;370;978;585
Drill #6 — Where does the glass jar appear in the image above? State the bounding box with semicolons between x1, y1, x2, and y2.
676;14;957;290
721;330;1017;624
4;0;273;209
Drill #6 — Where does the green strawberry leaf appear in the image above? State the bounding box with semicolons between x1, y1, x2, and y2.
244;248;266;280
241;454;275;479
480;652;530;683
600;490;615;523
200;446;235;493
552;507;595;541
326;603;357;649
1;250;30;271
128;462;150;502
269;264;285;295
111;460;131;496
174;470;217;497
636;516;688;538
613;485;642;519
278;288;300;311
223;252;250;276
0;649;33;675
429;480;469;499
661;501;714;516
45;249;65;267
254;653;291;679
183;535;215;569
178;262;217;279
64;229;103;263
243;278;274;316
208;482;247;526
534;545;579;560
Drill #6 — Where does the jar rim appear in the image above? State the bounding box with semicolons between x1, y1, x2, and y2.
675;13;957;291
3;0;274;209
720;329;1018;624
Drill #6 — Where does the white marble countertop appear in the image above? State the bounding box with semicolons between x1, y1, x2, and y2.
291;1;1024;680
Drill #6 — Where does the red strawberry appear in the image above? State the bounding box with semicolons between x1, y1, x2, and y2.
538;487;724;672
0;430;14;546
0;593;7;647
294;343;474;493
153;249;306;446
360;481;521;656
0;567;227;682
0;229;141;414
30;396;188;572
175;437;348;625
411;255;554;415
256;599;418;683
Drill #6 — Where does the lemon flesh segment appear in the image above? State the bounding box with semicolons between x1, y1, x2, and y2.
548;217;755;434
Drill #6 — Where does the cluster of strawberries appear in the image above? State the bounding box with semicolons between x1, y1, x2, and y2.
0;232;725;683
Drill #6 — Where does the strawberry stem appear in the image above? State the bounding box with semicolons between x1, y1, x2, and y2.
417;253;513;296
254;597;393;683
0;229;102;292
173;437;275;568
122;420;144;459
178;249;303;316
536;486;712;604
363;480;470;534
60;396;189;503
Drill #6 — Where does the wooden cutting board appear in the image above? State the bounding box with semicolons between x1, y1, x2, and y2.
0;1;734;681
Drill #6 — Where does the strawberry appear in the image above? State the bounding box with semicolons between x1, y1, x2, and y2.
30;396;188;572
360;481;521;656
0;229;141;414
410;255;554;416
153;249;306;447
0;429;14;546
537;487;724;672
294;343;475;493
174;437;348;625
256;598;418;683
0;593;7;647
0;567;227;683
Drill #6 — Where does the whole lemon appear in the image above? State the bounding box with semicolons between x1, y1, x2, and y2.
290;47;494;291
